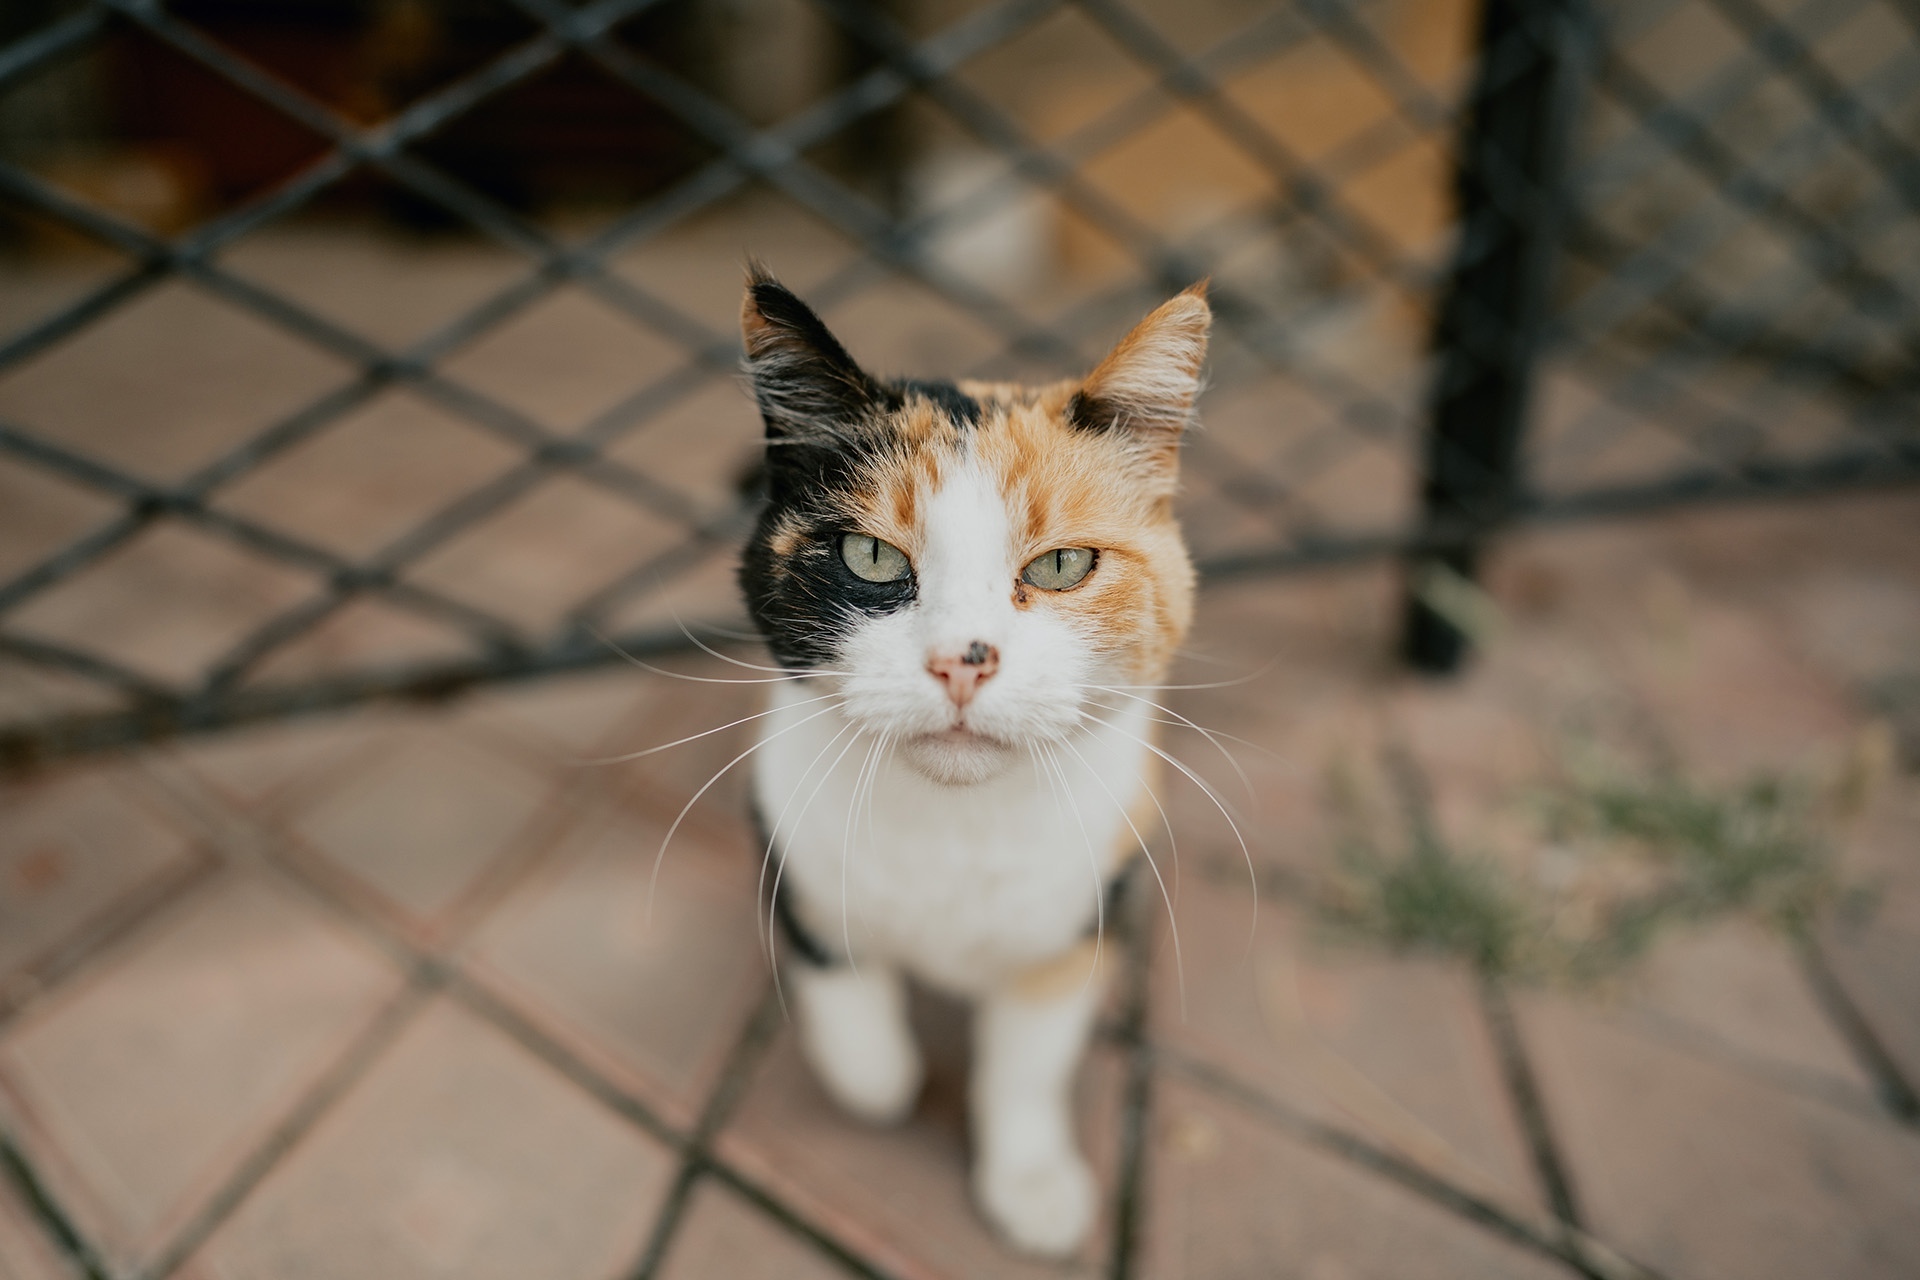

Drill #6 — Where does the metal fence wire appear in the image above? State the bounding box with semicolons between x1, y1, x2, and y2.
0;0;1915;764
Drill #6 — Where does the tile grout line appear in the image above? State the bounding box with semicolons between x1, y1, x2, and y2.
622;980;784;1280
444;974;689;1152
703;1161;910;1280
0;843;223;1033
1379;739;1592;1239
1617;1003;1894;1124
1797;935;1920;1127
432;688;688;942
0;1122;111;1280
1476;978;1586;1230
146;736;902;1277
452;971;909;1280
1150;1046;1669;1280
137;974;438;1280
98;720;919;1280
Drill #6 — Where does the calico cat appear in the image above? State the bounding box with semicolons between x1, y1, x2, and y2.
737;267;1207;1256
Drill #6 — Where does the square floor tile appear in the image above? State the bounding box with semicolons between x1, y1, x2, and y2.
1621;918;1875;1106
1517;993;1920;1280
174;708;413;813
0;876;403;1271
1822;912;1920;1093
180;997;675;1280
287;726;556;929
0;766;199;994
1142;1076;1568;1280
1617;601;1863;781
452;668;651;760
468;804;766;1127
1151;883;1541;1211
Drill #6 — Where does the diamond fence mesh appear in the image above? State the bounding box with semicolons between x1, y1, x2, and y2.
0;0;1914;763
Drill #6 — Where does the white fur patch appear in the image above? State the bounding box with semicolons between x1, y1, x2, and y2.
754;453;1153;993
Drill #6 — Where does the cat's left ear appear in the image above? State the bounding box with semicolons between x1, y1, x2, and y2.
740;265;886;448
1068;282;1211;477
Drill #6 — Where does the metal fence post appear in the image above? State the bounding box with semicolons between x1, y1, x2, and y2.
1402;0;1590;674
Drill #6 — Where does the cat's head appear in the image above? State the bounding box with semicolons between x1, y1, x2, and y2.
738;267;1207;785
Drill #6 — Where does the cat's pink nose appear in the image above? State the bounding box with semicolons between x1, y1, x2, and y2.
927;641;1000;708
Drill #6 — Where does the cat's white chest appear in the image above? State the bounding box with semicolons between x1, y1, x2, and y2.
752;683;1150;995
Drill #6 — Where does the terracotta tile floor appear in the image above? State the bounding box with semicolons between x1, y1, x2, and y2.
2;484;1919;1278
3;197;1920;1280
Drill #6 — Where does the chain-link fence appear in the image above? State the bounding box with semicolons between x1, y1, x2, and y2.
1;0;1915;764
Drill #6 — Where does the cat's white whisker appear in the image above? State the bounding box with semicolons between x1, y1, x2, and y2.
752;710;860;940
668;616;850;679
1100;719;1183;908
1084;699;1267;801
861;733;896;893
1056;732;1185;1016
1099;654;1281;693
1036;740;1110;1002
586;622;841;685
575;692;841;765
1084;688;1270;800
757;713;862;972
648;699;841;928
839;729;890;970
1079;710;1260;959
1091;687;1296;770
776;721;867;975
760;715;866;1019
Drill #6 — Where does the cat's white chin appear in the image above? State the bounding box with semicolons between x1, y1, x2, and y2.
901;728;1017;786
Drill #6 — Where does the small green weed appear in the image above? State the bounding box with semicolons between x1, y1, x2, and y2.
1319;756;1865;983
1326;831;1531;975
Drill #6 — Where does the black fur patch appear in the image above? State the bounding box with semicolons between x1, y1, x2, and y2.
894;378;982;428
744;279;878;425
739;275;975;671
740;509;917;670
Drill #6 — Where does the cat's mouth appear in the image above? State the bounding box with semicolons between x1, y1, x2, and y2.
902;723;1016;785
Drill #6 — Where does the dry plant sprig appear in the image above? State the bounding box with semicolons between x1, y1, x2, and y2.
1315;730;1888;984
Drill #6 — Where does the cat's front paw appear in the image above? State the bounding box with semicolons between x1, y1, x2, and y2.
975;1151;1097;1258
793;967;923;1125
803;1022;923;1124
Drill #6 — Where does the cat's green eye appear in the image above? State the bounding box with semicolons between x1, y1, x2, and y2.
841;534;912;583
1022;547;1096;591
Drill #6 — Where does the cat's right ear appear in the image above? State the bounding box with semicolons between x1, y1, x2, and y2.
740;266;884;451
1067;283;1210;483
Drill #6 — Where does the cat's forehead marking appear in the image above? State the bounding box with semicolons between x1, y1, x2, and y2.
895;378;983;428
844;381;1143;555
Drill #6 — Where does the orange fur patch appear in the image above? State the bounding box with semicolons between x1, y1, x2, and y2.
827;294;1207;684
1010;938;1105;1002
835;379;1194;684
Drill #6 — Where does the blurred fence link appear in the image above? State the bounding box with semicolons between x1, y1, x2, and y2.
0;0;1914;762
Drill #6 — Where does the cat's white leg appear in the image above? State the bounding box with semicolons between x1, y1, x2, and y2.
791;961;923;1125
971;944;1105;1257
